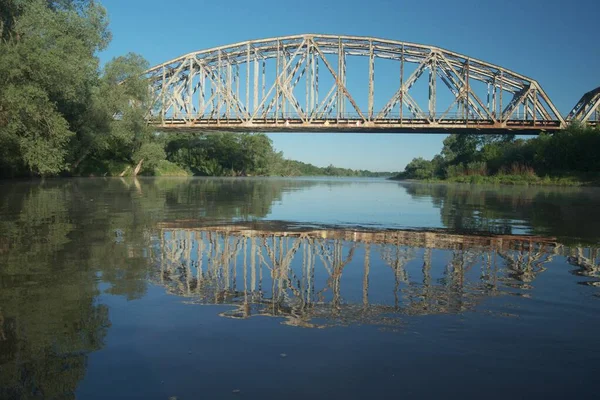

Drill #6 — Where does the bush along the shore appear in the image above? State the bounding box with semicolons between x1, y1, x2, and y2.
393;124;600;185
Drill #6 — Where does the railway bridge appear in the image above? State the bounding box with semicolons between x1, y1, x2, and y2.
145;34;599;134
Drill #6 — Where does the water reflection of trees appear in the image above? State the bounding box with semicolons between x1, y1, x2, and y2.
154;223;596;328
402;183;600;242
0;178;316;399
0;183;111;399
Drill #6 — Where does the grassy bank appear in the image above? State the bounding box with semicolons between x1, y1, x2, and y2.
152;160;191;177
390;173;600;186
445;174;585;186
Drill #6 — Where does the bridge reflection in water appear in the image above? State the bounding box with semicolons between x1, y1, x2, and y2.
153;222;599;328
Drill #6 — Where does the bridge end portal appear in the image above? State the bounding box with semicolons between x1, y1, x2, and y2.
567;87;600;126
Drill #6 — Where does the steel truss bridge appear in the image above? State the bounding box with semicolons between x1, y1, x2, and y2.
152;222;599;327
145;34;599;134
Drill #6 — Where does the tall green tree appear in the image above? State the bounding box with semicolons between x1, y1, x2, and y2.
0;0;110;176
71;52;152;173
0;0;156;177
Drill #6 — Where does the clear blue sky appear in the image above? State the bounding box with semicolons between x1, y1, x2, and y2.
99;0;598;172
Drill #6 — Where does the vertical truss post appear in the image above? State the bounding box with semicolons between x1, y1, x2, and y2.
428;53;437;121
306;40;311;118
368;41;374;121
336;38;346;120
246;44;250;117
235;64;240;118
261;58;266;115
253;53;259;115
499;70;504;122
275;40;281;122
283;50;288;118
161;67;166;123
217;50;222;123
226;63;232;120
199;63;205;116
465;59;470;123
492;76;497;118
400;44;404;122
210;81;215;119
188;58;194;119
341;44;346;116
311;49;316;116
533;89;537;125
337;37;342;121
315;53;319;112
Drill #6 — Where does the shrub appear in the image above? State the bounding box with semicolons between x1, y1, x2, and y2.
498;162;536;177
153;160;190;177
465;161;488;176
445;164;465;178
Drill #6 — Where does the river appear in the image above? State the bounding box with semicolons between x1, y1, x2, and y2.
1;177;599;399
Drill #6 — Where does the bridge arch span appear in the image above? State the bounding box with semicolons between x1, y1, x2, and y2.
145;34;567;134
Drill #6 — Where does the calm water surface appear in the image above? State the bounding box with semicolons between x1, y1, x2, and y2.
1;177;599;399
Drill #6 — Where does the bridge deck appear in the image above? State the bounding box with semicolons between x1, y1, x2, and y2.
150;118;566;134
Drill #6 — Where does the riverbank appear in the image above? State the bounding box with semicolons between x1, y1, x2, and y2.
79;159;396;178
394;125;600;188
389;173;600;186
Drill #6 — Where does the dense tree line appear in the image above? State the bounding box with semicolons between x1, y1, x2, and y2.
395;124;600;184
0;1;393;179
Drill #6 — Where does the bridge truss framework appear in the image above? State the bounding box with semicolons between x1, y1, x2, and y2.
145;35;596;134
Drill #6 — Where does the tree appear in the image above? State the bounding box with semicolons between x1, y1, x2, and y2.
441;134;480;164
0;0;110;176
238;133;274;175
164;132;276;176
72;53;152;173
403;157;435;179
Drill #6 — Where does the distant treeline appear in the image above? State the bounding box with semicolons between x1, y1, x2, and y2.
155;132;396;178
393;124;600;185
0;1;391;179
